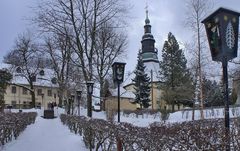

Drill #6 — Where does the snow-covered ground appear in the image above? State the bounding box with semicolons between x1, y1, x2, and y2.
2;106;240;151
2;109;87;151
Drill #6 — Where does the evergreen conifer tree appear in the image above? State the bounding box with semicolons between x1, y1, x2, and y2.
132;52;151;109
0;69;12;111
159;32;194;111
202;77;225;107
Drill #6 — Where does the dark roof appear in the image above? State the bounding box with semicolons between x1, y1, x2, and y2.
202;7;240;23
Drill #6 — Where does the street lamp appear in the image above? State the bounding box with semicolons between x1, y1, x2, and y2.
202;7;240;151
112;62;126;122
70;94;75;115
86;81;94;118
76;90;82;116
41;93;44;109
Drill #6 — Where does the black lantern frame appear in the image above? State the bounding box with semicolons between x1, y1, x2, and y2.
86;81;94;117
86;81;94;95
112;62;126;84
76;90;82;98
202;7;240;62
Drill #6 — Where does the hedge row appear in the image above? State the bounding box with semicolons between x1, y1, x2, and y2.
61;114;240;151
0;112;37;146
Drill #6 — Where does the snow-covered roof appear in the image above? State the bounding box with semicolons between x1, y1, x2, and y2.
109;87;135;99
0;63;58;88
0;63;11;69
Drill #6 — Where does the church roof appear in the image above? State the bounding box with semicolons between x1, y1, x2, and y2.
0;63;58;88
109;87;135;99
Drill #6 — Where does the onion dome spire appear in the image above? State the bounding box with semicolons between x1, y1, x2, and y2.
145;6;150;24
141;3;159;63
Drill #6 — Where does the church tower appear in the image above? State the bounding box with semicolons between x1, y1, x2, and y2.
141;8;159;63
123;6;162;110
140;8;160;81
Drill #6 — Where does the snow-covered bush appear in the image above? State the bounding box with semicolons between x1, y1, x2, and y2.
0;112;37;146
60;114;240;150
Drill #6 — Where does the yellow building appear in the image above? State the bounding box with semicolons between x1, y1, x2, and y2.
124;82;184;111
233;75;240;105
5;84;59;109
1;64;59;109
104;87;136;118
105;87;136;111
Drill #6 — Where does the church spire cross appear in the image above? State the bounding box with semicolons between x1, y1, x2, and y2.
145;1;149;19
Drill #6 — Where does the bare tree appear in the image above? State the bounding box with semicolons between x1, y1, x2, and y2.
34;0;128;112
185;0;213;120
42;31;75;107
4;32;43;108
93;22;127;110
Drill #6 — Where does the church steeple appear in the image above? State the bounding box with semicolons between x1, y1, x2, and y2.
141;7;159;63
145;6;150;25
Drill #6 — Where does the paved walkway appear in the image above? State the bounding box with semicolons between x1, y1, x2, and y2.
2;112;87;151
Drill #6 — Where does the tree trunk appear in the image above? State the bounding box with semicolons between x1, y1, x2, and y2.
192;102;195;120
30;83;35;108
197;16;204;120
58;86;65;107
0;92;5;112
172;104;174;112
100;79;104;111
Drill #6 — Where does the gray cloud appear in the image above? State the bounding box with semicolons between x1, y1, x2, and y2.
1;0;240;74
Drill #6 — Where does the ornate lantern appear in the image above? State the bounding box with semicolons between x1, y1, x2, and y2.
202;7;240;61
112;62;126;122
112;62;126;84
86;81;94;95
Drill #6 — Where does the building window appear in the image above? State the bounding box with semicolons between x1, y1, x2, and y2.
22;87;28;95
37;89;42;96
12;86;17;94
48;90;52;97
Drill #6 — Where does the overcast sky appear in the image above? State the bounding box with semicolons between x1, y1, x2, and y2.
1;0;240;74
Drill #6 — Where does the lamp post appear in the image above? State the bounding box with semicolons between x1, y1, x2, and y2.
70;94;75;115
86;81;94;118
41;93;44;109
76;90;82;116
202;7;240;151
54;93;57;104
112;62;126;122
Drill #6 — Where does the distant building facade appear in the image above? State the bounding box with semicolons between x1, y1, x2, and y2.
104;87;136;117
1;64;59;109
233;73;240;105
5;84;59;109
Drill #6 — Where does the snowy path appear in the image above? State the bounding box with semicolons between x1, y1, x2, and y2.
2;116;87;151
